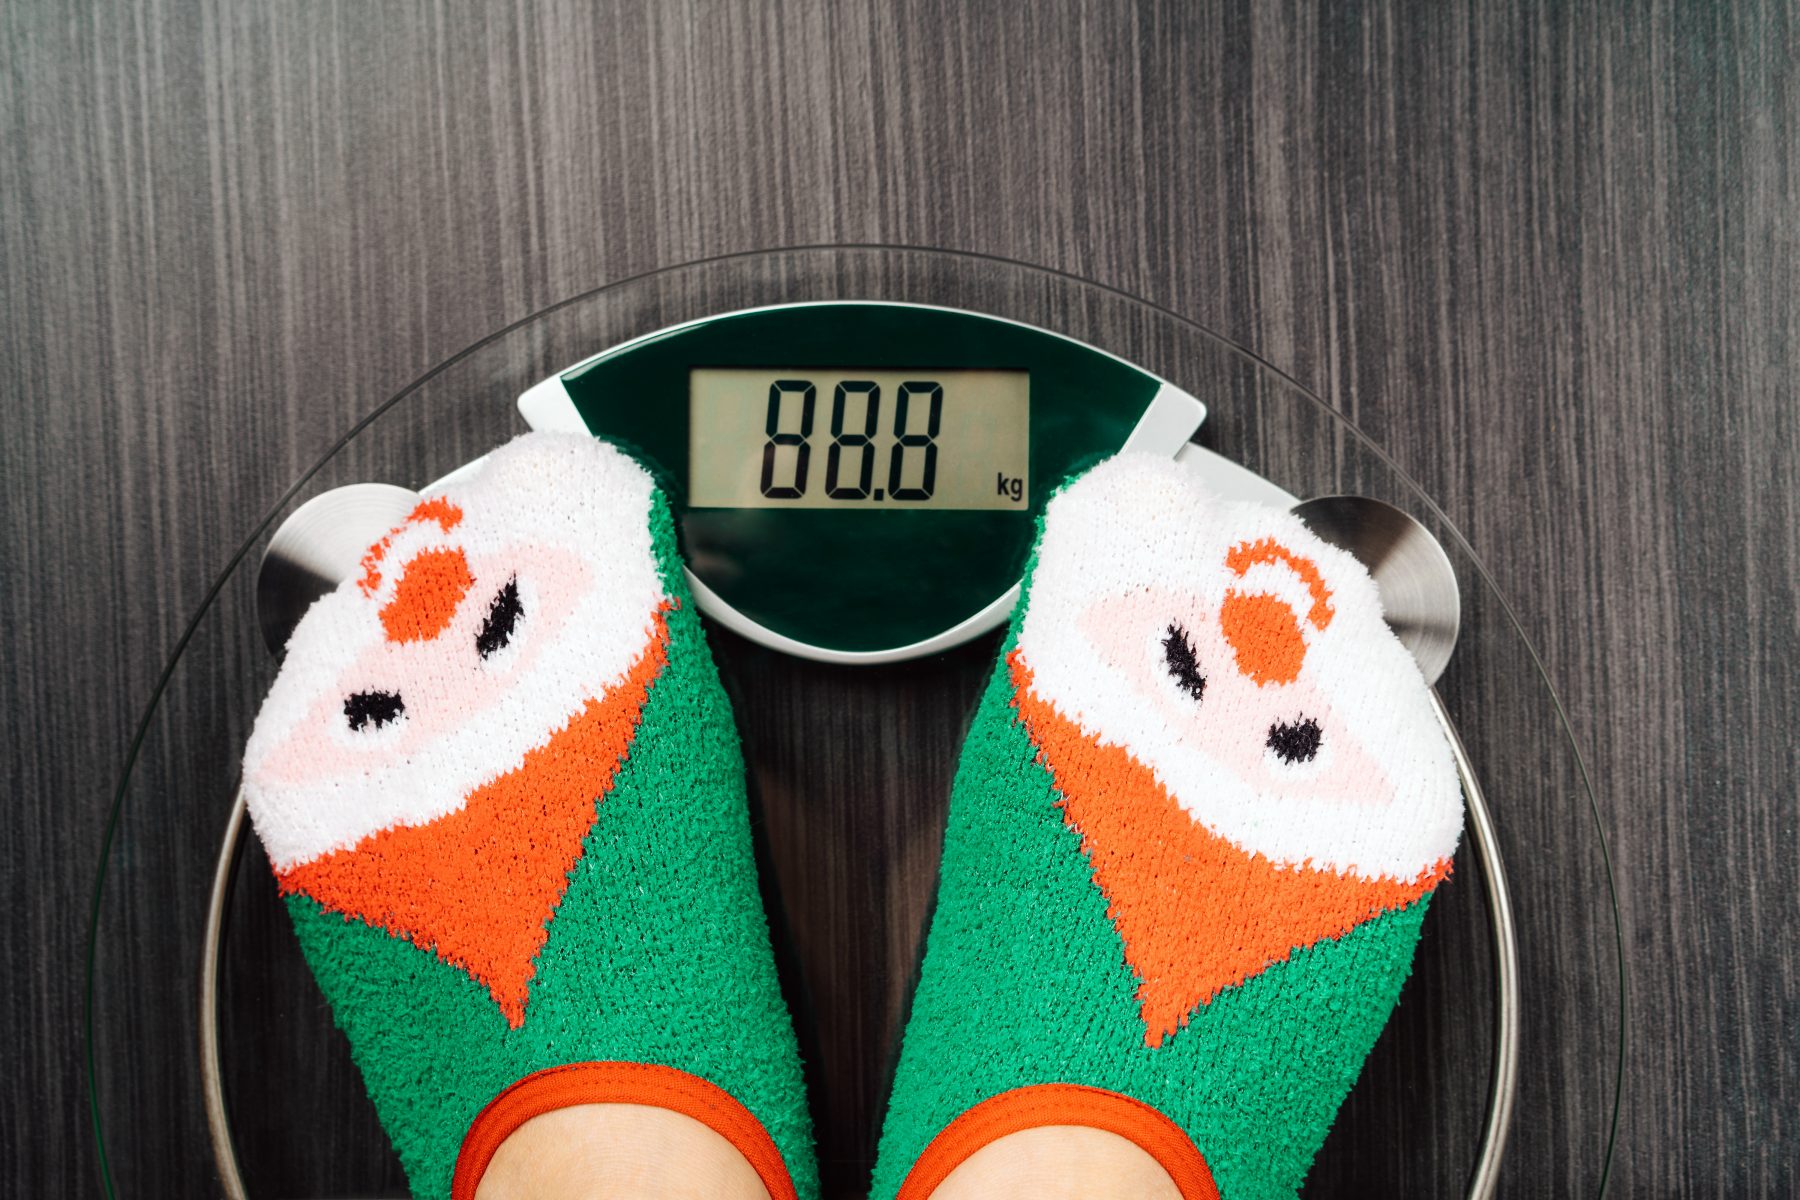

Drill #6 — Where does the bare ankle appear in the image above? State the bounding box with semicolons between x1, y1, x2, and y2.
473;1102;769;1200
928;1125;1182;1200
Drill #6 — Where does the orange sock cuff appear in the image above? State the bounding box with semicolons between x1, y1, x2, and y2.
452;1061;798;1200
894;1083;1220;1200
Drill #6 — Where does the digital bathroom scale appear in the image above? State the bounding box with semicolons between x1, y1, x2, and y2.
87;247;1624;1199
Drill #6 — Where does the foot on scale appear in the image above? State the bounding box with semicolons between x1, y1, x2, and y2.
240;433;814;1200
874;454;1465;1200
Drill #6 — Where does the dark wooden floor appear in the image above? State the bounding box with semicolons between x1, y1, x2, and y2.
3;1;1794;1195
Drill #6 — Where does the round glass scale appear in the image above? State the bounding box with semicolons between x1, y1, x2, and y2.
87;247;1624;1198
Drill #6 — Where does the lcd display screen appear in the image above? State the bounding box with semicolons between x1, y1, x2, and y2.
688;368;1029;510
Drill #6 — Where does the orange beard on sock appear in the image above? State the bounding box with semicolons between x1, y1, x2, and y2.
1009;651;1449;1048
277;611;670;1028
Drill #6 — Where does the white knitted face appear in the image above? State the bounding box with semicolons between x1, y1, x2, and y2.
242;433;666;872
1014;455;1463;882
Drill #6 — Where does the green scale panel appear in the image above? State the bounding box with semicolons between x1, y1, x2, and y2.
554;303;1164;654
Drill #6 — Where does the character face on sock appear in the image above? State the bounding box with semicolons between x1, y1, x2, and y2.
1011;456;1463;1046
1076;582;1394;816
261;542;590;768
242;435;672;1026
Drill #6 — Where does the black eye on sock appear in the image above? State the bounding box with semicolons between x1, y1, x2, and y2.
1163;622;1207;702
476;578;523;658
1267;717;1323;764
345;690;405;732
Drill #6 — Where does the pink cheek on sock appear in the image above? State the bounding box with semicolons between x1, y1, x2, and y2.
1186;671;1395;807
1080;589;1397;808
259;545;594;785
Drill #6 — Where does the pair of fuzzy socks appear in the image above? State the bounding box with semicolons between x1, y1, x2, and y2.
241;432;1462;1199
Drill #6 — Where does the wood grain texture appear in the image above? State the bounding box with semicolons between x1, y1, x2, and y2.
2;1;1794;1196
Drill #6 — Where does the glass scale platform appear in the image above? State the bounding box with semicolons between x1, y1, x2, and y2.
87;246;1623;1198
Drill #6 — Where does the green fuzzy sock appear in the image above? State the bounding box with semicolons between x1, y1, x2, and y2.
241;433;816;1200
871;455;1464;1199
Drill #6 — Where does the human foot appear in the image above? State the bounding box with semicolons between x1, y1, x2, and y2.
872;454;1463;1199
242;432;816;1199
